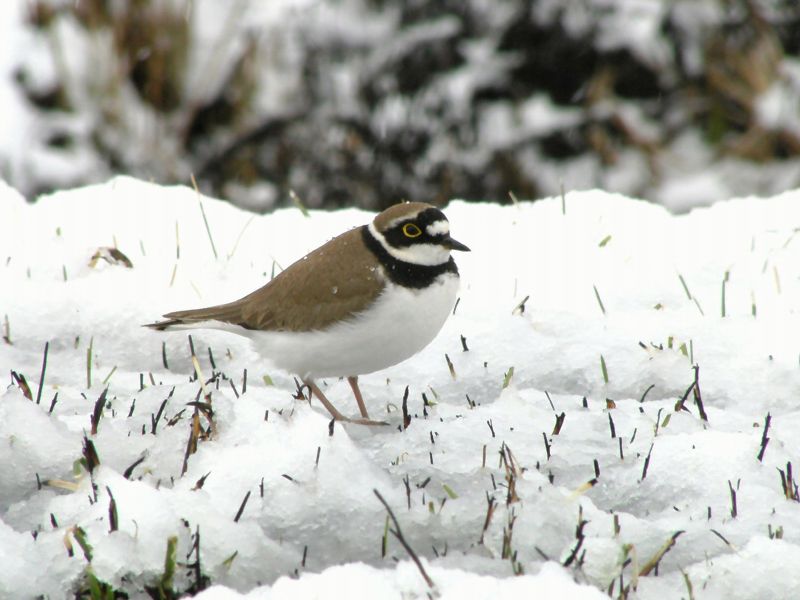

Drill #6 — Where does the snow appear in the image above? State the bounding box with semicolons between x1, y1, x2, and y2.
756;78;800;135
0;1;40;191
3;176;800;598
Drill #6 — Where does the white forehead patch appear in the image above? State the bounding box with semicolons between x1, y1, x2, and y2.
426;220;449;236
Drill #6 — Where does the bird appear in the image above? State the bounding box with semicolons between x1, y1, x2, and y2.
146;202;469;425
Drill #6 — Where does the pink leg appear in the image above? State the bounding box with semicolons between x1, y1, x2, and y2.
304;378;388;426
305;379;348;421
348;376;370;419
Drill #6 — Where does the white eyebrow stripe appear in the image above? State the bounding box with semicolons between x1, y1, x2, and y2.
426;220;449;236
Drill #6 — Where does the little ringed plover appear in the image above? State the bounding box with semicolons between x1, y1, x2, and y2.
146;202;469;425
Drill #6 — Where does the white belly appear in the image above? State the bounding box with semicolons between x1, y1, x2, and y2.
249;274;459;378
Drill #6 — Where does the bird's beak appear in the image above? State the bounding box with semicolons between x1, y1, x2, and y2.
443;235;470;252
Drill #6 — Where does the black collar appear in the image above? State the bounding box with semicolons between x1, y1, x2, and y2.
361;226;458;289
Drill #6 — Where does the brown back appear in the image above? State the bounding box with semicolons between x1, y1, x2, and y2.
159;226;385;332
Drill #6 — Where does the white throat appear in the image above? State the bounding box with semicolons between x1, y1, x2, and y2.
368;222;451;266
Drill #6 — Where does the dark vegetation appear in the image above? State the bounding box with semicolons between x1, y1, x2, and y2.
13;0;800;210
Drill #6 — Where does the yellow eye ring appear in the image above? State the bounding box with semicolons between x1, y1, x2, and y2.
402;223;422;238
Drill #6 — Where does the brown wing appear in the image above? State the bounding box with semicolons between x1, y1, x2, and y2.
147;226;385;332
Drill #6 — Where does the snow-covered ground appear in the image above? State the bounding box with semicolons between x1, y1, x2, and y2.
2;177;800;599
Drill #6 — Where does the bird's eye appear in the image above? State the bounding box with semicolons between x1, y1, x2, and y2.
402;223;422;238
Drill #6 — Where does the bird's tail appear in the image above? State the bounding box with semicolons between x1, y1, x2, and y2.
144;302;245;331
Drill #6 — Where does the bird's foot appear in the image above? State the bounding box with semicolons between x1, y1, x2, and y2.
337;416;390;427
305;378;389;426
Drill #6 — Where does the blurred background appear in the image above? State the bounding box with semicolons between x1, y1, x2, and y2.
1;0;799;212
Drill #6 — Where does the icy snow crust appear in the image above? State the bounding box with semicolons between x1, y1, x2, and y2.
2;177;800;598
